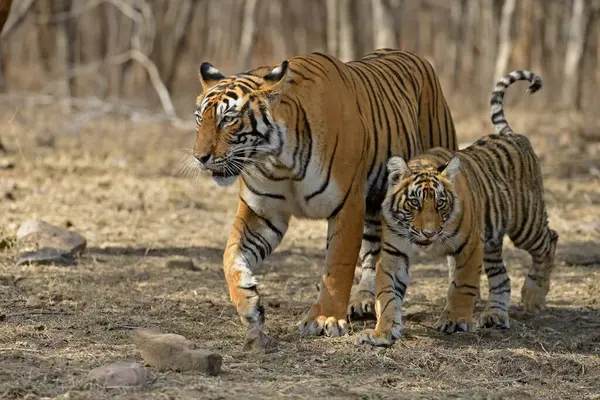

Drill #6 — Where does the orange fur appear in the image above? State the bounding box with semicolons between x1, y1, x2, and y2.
357;70;558;347
191;49;457;336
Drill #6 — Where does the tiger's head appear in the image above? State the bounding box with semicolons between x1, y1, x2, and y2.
382;155;462;247
192;61;290;186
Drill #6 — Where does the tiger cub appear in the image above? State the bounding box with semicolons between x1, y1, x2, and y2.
356;70;558;346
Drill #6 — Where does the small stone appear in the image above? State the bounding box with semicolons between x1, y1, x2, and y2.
0;158;15;169
26;295;42;308
87;362;148;387
132;329;222;375
35;130;56;148
16;247;76;266
243;327;279;353
165;257;198;271
17;219;87;255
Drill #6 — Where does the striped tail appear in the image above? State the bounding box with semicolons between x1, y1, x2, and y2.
490;70;543;135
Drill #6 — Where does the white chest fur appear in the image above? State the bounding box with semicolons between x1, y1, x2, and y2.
240;160;342;220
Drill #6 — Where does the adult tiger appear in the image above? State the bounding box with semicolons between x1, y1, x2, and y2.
356;70;558;347
192;49;457;337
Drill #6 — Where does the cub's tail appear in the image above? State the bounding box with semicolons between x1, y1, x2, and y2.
490;70;542;135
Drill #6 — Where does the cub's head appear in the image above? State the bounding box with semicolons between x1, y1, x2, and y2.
382;156;461;247
191;61;290;186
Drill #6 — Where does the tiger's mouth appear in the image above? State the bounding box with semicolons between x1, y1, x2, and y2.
209;165;242;187
414;239;433;247
212;169;239;179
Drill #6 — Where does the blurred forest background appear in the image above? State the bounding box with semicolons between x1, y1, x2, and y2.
0;0;600;122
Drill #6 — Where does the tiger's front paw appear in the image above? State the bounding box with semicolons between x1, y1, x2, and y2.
354;328;396;347
435;309;478;334
298;315;349;337
521;277;550;312
347;294;376;320
479;309;510;329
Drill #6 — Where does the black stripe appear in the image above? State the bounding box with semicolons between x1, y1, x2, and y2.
305;134;339;201
362;234;380;242
451;281;479;290
242;177;285;200
312;52;352;87
489;278;511;292
239;197;284;238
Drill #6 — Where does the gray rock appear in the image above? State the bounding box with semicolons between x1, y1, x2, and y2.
87;362;148;387
243;327;279;353
25;295;42;308
17;219;86;255
16;248;76;266
132;329;222;375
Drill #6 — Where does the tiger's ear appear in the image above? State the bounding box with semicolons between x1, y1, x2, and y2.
439;156;461;181
260;60;289;106
199;62;225;92
387;156;411;186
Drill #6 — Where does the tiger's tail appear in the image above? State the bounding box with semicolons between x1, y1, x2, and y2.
490;70;542;135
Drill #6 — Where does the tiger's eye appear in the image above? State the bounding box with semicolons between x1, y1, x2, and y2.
409;198;420;208
436;199;446;208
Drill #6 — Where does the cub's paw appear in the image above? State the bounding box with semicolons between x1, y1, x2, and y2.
521;278;550;312
347;295;376;320
435;311;478;334
354;328;396;347
298;315;349;337
479;310;510;329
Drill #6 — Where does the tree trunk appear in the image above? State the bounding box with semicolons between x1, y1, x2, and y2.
450;0;467;89
0;0;11;92
338;0;355;61
479;0;496;96
563;0;590;110
326;0;338;56
0;0;11;33
164;0;195;91
371;0;395;49
238;0;258;70
494;0;516;81
510;0;535;69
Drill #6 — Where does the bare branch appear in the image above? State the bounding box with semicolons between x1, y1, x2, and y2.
0;0;33;40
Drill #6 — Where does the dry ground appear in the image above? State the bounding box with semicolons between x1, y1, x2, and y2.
0;103;599;400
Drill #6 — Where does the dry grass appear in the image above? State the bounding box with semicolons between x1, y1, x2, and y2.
0;103;599;400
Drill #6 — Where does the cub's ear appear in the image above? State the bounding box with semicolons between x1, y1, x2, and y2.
439;156;461;181
260;60;289;106
387;156;411;186
198;62;225;92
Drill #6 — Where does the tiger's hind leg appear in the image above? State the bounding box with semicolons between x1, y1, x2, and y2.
347;211;381;320
518;228;559;311
479;236;511;329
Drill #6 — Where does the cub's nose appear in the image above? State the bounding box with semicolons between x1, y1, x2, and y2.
422;230;437;238
194;153;212;164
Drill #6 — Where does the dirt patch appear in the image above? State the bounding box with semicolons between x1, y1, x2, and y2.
1;104;599;399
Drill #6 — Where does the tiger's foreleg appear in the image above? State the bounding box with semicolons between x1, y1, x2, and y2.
355;235;412;347
436;238;482;333
223;198;290;330
298;192;365;337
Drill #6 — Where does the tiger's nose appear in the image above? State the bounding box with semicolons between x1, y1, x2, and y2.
422;230;437;238
194;153;212;164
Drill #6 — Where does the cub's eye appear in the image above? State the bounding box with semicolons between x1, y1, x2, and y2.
436;199;446;209
408;198;420;208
